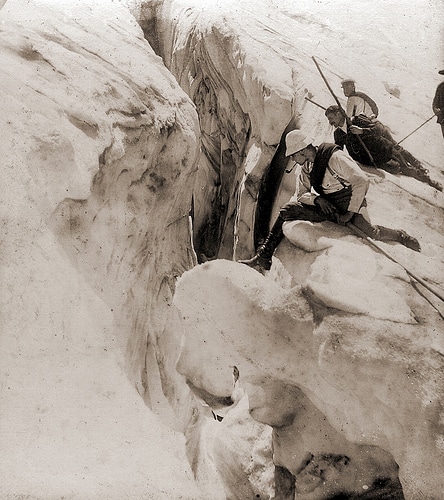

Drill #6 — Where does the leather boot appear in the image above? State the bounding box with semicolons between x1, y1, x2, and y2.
377;226;421;252
398;230;421;252
238;217;284;274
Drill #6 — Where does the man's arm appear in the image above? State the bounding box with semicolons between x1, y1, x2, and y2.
296;163;317;205
333;128;347;148
329;151;369;213
432;82;444;120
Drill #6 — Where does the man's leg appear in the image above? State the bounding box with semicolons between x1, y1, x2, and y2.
237;215;286;273
351;213;420;252
389;147;442;191
238;203;328;273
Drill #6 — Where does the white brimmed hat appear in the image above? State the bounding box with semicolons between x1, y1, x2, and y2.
285;130;314;157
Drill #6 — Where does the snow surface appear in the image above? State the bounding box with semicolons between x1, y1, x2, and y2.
1;0;443;498
174;257;444;497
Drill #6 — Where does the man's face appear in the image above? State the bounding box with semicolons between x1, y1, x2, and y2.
326;112;345;128
289;148;308;165
342;83;355;97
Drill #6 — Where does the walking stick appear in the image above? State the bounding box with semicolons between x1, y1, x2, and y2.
346;222;444;318
396;115;435;145
311;56;377;167
304;97;327;110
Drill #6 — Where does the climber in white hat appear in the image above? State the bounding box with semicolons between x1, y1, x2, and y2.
284;129;315;157
238;130;420;274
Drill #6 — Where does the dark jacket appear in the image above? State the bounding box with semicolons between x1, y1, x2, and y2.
433;82;444;124
334;115;393;166
310;143;341;195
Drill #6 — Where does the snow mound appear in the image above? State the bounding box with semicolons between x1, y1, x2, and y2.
283;221;414;322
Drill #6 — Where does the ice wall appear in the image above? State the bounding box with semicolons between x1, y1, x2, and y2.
173;256;444;499
0;0;203;497
147;0;304;260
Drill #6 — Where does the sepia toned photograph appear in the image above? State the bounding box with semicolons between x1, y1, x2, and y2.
1;0;443;498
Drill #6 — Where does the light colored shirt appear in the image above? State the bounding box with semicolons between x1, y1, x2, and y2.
290;149;369;213
346;95;376;118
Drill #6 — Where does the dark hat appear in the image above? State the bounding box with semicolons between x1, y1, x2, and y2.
439;70;444;75
341;78;355;87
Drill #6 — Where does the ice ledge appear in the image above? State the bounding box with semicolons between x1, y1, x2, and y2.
173;255;444;497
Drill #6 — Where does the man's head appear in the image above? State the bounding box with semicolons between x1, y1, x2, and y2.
341;78;356;97
325;105;346;128
285;130;316;164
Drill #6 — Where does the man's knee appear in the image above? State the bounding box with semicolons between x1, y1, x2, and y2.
279;203;305;221
279;203;321;222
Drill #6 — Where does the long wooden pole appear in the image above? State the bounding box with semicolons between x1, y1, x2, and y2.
347;222;444;308
396;115;435;145
304;96;327;110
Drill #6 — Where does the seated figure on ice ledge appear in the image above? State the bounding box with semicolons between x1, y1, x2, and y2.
324;105;442;191
341;78;379;119
239;130;420;275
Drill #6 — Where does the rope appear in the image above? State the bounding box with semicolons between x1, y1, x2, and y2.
346;222;444;318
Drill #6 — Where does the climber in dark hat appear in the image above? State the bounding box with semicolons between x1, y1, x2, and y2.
432;70;444;138
341;79;379;119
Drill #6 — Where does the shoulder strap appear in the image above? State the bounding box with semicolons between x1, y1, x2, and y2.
354;91;379;116
326;163;348;188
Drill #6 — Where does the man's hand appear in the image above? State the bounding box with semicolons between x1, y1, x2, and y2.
336;211;355;225
314;196;336;216
349;125;364;135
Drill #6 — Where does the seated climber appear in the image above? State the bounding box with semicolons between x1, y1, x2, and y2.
341;78;379;119
324;105;442;190
238;130;420;274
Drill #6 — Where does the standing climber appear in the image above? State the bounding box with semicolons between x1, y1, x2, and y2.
341;79;379;119
324;105;442;190
238;130;420;274
432;70;444;139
